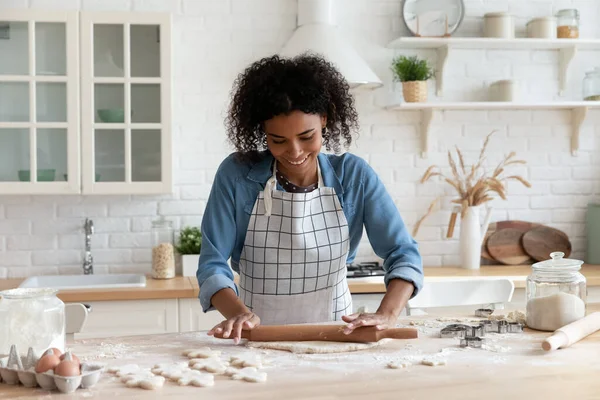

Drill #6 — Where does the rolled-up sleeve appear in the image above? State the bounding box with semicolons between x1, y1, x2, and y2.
361;162;424;297
197;160;239;312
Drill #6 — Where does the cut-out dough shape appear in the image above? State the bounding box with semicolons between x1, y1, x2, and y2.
121;371;166;390
108;364;142;377
182;347;221;359
176;370;215;387
387;361;411;369
229;354;264;368
230;367;267;383
421;358;447;366
151;362;189;379
223;367;239;377
189;357;229;374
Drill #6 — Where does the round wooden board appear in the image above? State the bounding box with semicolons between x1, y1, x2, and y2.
522;226;572;261
481;221;539;263
486;227;531;265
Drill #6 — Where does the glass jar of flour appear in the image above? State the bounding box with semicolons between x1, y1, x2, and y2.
0;288;65;357
526;252;586;331
151;218;175;279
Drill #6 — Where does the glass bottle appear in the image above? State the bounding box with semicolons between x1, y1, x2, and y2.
583;68;600;101
151;218;175;279
0;288;65;356
556;9;579;38
525;252;586;331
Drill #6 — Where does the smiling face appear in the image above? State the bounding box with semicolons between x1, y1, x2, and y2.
263;110;325;187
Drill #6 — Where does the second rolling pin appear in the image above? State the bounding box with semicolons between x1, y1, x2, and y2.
213;325;418;343
542;312;600;351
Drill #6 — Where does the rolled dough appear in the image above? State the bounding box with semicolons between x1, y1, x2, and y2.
246;339;391;354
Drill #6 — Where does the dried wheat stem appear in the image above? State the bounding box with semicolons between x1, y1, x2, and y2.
412;198;439;237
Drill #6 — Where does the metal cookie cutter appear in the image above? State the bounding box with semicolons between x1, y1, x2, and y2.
479;320;497;333
508;322;524;333
440;324;470;339
460;336;485;348
497;320;509;334
475;308;494;318
440;324;486;339
468;324;485;337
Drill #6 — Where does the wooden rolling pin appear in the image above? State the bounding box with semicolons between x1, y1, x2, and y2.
542;312;600;351
213;325;418;343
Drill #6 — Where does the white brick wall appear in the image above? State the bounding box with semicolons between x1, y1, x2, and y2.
0;0;599;277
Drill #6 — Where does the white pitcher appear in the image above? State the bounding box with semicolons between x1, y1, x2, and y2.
459;206;493;269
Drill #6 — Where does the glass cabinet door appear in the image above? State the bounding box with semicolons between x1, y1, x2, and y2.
81;13;171;194
0;12;79;194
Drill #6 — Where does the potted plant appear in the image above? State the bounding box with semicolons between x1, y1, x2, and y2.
391;55;434;103
412;131;531;269
175;226;202;277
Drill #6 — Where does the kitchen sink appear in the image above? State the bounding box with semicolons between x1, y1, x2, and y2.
18;274;147;290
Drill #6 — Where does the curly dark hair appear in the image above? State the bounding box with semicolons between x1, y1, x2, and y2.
225;53;359;160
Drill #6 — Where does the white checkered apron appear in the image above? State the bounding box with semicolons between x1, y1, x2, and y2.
238;161;352;325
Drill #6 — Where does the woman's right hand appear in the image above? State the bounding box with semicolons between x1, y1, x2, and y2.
207;312;260;344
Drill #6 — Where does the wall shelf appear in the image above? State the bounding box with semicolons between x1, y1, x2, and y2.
387;37;600;96
386;101;600;158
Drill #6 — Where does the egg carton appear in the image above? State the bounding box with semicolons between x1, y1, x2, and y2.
0;345;104;394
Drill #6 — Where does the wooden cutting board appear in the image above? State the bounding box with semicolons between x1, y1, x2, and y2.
481;220;539;262
522;226;572;261
486;227;531;265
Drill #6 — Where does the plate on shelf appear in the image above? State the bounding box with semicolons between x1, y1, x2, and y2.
402;0;465;37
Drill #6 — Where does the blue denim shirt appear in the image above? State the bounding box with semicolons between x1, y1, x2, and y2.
197;151;423;312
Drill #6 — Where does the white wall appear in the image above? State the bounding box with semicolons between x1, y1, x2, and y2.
0;0;600;278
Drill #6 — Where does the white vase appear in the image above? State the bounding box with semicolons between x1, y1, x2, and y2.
181;254;200;277
459;206;483;270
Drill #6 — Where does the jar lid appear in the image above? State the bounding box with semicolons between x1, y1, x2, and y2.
484;12;512;18
527;17;556;23
531;251;584;271
556;9;579;17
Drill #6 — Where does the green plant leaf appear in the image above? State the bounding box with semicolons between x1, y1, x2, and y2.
175;226;202;255
391;55;434;82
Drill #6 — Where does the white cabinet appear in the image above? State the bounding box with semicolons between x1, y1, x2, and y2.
72;298;224;339
75;299;179;339
80;12;172;194
0;10;172;195
178;298;226;332
0;10;80;194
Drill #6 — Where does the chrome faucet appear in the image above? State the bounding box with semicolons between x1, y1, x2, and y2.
83;218;94;275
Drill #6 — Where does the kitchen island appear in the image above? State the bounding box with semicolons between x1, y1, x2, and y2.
1;305;599;399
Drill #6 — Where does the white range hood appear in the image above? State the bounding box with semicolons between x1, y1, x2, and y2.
280;0;383;90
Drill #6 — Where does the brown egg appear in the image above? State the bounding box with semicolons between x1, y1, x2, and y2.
54;360;81;377
47;347;62;357
35;353;61;373
59;352;80;366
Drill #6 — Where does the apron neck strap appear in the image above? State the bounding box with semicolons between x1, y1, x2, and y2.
269;159;323;187
264;158;323;216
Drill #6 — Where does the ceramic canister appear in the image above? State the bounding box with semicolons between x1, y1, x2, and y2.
484;12;514;38
527;17;557;38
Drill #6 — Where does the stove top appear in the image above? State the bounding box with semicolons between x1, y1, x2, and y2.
346;261;384;278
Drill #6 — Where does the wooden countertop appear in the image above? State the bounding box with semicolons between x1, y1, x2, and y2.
0;276;197;302
2;304;599;399
1;264;599;302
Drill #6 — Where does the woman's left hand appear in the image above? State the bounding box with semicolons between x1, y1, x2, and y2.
341;312;397;335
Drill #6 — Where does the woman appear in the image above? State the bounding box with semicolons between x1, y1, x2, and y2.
198;54;423;344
